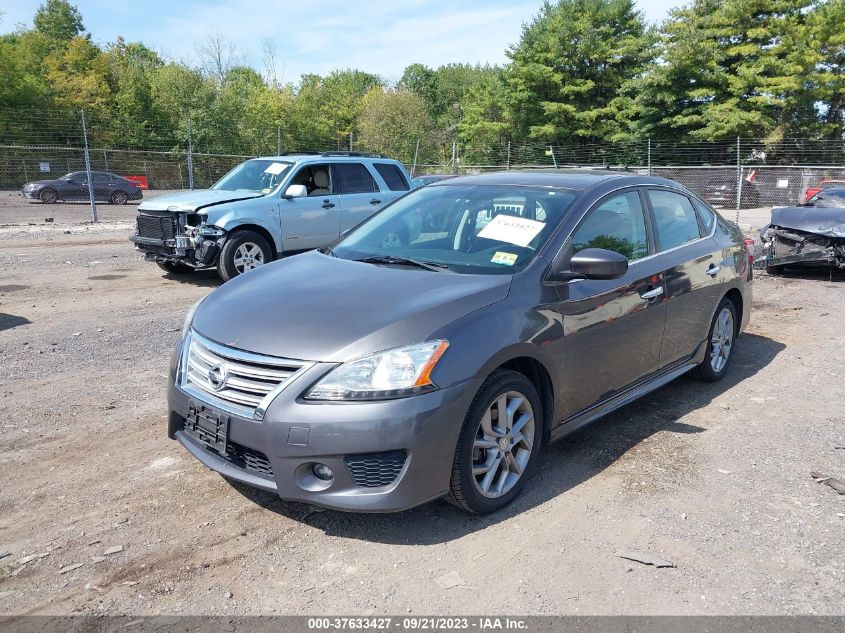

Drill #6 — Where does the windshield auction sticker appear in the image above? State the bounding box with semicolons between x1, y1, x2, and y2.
478;214;545;247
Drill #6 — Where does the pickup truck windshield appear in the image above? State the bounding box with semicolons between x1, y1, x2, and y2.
333;184;580;274
212;159;292;194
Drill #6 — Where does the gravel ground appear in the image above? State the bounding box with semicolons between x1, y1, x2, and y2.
0;223;843;616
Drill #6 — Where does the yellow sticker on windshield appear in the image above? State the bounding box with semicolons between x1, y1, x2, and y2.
491;251;518;266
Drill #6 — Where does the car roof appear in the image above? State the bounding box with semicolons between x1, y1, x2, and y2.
428;169;669;192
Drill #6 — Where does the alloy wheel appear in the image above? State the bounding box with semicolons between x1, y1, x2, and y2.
112;191;128;204
233;242;265;274
471;391;535;499
710;306;734;373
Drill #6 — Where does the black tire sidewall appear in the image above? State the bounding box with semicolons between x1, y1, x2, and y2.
112;191;128;204
40;188;57;203
451;370;543;514
699;298;738;381
217;231;273;281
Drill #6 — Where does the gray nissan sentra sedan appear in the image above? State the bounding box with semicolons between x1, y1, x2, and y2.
168;171;753;514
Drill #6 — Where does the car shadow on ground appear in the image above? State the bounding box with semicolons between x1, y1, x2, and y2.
226;332;785;544
159;269;222;288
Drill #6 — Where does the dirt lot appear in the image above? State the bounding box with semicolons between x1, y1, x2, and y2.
0;225;843;616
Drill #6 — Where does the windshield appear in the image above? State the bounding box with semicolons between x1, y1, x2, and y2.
212;159;292;194
332;184;580;274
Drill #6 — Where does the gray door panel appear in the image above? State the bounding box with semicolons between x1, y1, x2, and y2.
338;192;385;233
278;196;340;251
555;262;667;418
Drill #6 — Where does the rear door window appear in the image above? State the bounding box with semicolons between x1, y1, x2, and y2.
373;163;410;191
334;163;378;194
647;189;703;251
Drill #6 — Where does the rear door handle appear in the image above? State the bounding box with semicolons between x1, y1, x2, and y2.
640;286;664;300
706;264;721;277
322;200;335;209
370;199;382;205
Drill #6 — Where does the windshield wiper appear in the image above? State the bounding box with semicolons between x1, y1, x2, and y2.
355;255;450;272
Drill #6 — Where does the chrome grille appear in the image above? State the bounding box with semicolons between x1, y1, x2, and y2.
181;331;311;419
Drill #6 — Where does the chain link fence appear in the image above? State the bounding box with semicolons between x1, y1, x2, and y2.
1;108;844;226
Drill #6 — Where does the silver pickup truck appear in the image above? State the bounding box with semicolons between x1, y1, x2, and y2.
130;152;412;280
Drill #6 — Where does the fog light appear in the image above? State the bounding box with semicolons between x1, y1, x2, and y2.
312;463;333;481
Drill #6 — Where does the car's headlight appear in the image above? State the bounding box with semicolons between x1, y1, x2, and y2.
181;297;205;339
305;340;449;401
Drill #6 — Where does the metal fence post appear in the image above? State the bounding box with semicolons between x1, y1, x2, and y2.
102;149;108;171
735;136;742;223
187;118;195;191
647;138;652;176
411;139;420;177
550;145;558;168
80;109;98;223
451;141;457;175
507;141;511;170
276;126;281;155
349;132;353;152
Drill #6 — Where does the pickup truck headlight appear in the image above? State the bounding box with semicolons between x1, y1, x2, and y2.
305;340;449;401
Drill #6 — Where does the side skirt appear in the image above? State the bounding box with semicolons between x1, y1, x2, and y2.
549;344;705;443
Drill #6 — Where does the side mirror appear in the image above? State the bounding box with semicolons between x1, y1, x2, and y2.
569;248;628;280
282;184;307;198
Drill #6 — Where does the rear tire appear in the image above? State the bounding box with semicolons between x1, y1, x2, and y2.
447;369;542;514
111;190;129;205
691;298;737;382
216;230;273;281
157;261;195;275
39;188;57;204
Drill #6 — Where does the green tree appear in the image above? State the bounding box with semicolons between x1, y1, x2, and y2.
633;0;821;140
356;87;435;162
34;0;84;42
506;0;655;143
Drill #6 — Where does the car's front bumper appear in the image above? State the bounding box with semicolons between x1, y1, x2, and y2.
166;340;473;512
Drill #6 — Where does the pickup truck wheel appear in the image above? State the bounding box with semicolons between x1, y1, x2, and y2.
217;230;272;281
447;369;542;514
157;261;195;275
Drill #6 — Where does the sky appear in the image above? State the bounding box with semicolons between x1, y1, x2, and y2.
1;0;680;83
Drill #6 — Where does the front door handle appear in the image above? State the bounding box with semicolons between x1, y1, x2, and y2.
370;198;382;205
706;264;721;277
322;200;335;209
640;286;664;300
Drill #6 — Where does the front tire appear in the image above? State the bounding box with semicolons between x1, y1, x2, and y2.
691;297;737;382
447;369;542;514
216;230;273;281
39;188;57;204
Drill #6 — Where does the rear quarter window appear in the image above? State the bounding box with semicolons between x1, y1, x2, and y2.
373;163;410;191
694;200;717;234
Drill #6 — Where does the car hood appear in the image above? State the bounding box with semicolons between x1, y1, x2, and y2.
770;206;845;237
138;189;263;212
24;180;58;187
191;251;512;362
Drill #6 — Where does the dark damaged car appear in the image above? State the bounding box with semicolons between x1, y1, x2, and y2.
761;186;845;274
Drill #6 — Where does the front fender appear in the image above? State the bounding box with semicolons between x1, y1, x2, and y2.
204;203;283;253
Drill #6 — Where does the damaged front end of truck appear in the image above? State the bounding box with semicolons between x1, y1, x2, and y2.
760;206;845;273
129;192;262;270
